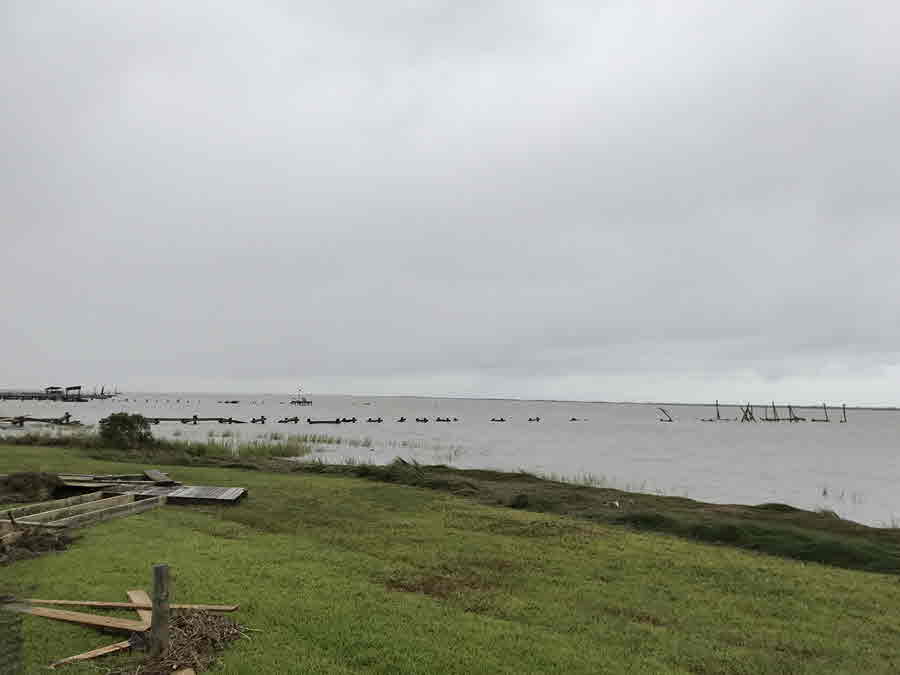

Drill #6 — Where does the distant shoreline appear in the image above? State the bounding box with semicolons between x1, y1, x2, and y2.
100;391;900;411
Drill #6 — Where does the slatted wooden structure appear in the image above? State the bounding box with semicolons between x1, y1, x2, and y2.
102;484;247;504
0;492;165;542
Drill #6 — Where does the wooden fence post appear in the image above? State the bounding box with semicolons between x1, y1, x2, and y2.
149;564;170;657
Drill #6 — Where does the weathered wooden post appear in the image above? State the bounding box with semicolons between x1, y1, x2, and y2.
149;564;170;657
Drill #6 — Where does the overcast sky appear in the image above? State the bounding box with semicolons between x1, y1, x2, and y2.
2;2;899;404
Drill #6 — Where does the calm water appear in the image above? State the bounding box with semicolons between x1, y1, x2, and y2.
3;393;899;526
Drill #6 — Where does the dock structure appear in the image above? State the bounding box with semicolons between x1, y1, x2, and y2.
1;492;165;541
289;387;312;406
0;414;81;427
0;385;118;402
144;416;247;425
699;400;848;424
0;476;247;544
53;471;247;505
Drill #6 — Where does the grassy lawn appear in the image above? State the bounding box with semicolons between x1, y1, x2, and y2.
2;444;899;674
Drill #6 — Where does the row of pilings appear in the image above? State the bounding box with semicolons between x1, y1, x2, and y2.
699;400;848;423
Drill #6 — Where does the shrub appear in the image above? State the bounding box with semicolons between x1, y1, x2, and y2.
98;412;154;449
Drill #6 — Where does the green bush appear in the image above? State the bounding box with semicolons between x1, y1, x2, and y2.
98;412;154;449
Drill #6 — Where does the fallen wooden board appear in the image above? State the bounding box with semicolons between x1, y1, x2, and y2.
16;494;134;525
0;530;23;545
143;469;177;485
43;496;165;528
49;640;132;669
4;604;149;631
127;589;153;626
22;598;238;612
0;492;105;521
124;485;247;504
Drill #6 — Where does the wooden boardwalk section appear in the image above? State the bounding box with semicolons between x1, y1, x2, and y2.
56;471;248;505
101;484;247;504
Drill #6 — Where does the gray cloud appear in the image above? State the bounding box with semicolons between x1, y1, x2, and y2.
2;1;899;403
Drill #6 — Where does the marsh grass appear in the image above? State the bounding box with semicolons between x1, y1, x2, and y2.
535;470;651;492
0;430;314;463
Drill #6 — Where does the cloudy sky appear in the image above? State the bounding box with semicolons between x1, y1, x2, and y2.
2;2;899;404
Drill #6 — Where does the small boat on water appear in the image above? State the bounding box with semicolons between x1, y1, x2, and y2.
290;386;312;406
307;418;341;425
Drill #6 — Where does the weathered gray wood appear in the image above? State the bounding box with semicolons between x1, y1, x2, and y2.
42;496;164;528
15;494;133;524
150;564;170;658
98;484;247;504
0;530;24;545
143;469;176;485
0;491;105;522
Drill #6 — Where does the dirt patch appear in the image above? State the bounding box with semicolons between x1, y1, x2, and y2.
385;571;493;599
0;528;74;565
607;606;666;627
0;472;63;503
115;610;247;675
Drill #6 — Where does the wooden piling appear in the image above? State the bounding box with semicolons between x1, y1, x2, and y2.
841;404;847;423
150;564;170;658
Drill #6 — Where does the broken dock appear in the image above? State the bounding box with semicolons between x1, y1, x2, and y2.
54;471;248;505
1;469;247;543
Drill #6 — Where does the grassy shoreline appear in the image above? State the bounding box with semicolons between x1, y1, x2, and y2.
4;434;900;575
2;443;900;673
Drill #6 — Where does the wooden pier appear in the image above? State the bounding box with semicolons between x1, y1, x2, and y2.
0;385;118;402
144;416;247;424
53;471;248;505
0;414;81;427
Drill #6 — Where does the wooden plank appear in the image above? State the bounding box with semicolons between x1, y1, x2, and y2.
49;640;132;669
23;599;239;612
106;484;248;504
5;604;149;631
0;492;105;521
143;469;176;485
127;590;153;626
166;486;247;503
44;496;165;528
0;530;23;545
16;494;133;525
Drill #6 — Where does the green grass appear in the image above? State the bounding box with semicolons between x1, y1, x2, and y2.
292;461;900;575
1;445;900;673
